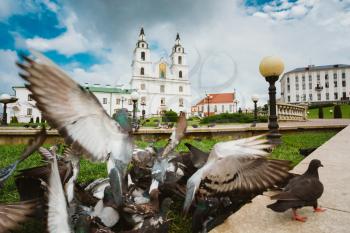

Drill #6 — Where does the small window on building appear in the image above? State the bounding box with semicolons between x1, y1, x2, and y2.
141;83;146;90
222;105;224;112
28;94;33;101
342;80;346;87
103;98;107;104
229;105;233;112
287;96;291;102
334;81;338;87
342;72;346;79
296;84;299;90
179;98;184;107
287;85;290;92
128;99;132;105
179;70;182;78
309;94;313;101
27;108;32;116
302;83;306;90
302;94;306;101
343;92;347;99
160;85;165;93
214;105;217;112
296;95;300;102
116;98;121;105
334;92;338;100
317;93;321;101
287;77;290;83
309;83;312;89
140;67;144;75
141;43;144;48
317;74;320;81
295;76;299;82
141;97;146;105
325;74;329;80
326;93;329;100
141;52;145;61
308;75;312;82
178;56;182;65
302;76;305;82
161;98;165;105
334;73;337;78
325;82;329;88
179;86;183;92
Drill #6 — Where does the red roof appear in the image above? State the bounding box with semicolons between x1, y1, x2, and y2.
195;93;235;105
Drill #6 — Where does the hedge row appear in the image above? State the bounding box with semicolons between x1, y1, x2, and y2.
200;113;268;124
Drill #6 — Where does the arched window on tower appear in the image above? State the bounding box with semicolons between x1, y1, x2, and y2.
178;56;182;64
140;67;144;75
179;70;182;78
141;43;144;48
141;52;145;61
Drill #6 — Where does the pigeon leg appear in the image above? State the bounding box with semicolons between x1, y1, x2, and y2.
313;207;326;212
292;209;307;222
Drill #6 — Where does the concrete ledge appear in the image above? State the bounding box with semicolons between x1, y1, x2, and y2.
211;124;350;233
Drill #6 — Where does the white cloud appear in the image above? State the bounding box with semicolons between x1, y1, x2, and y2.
0;50;21;95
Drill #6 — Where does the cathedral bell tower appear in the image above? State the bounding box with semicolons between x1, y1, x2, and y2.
132;28;151;77
170;33;188;80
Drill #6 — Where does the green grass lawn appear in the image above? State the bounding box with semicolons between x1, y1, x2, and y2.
308;104;350;119
0;130;337;233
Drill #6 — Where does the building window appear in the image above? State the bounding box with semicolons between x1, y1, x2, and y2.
334;73;337;78
295;76;299;82
287;96;291;102
309;83;312;89
178;56;182;64
229;105;232;112
308;75;312;82
296;95;300;102
159;63;166;78
302;94;306;101
343;92;347;99
27;108;32;116
28;94;33;101
342;72;346;79
214;105;217;112
334;92;338;100
160;85;165;93
179;86;183;92
116;98;121;105
287;85;290;92
103;98;107;104
334;80;338;87
317;93;321;101
317;74;320;81
179;98;184;107
161;98;165;105
325;82;329;88
141;52;145;61
302;76;305;82
179;70;182;78
296;84;299;90
141;83;146;90
287;77;290;83
140;67;144;75
141;97;146;105
326;93;329;100
128;99;132;105
342;80;346;87
302;83;306;90
325;74;328;80
309;94;313;101
141;43;144;48
222;105;225;112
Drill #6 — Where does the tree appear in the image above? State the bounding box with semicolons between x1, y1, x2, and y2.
318;107;324;119
334;105;342;118
162;110;178;122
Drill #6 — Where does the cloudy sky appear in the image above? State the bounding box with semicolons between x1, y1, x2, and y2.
1;0;350;108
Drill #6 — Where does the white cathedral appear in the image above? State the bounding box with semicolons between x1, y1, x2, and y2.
130;28;191;116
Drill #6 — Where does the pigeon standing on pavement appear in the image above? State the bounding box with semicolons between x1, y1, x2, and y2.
267;159;325;222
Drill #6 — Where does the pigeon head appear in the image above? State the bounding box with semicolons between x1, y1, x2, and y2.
309;159;323;169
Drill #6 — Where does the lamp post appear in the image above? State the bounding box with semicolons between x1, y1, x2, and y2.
0;94;18;126
251;95;259;127
205;93;212;117
259;56;284;145
131;91;140;130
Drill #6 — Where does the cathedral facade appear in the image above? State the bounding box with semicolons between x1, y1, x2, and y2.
130;28;191;116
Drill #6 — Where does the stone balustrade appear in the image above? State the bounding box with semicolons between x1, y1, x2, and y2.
276;102;307;121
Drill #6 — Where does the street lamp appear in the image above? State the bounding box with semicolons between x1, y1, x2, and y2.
251;95;259;127
131;91;140;130
259;56;284;145
205;93;212;117
0;94;18;126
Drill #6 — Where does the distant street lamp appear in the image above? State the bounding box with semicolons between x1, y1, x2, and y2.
205;93;213;117
259;56;284;145
0;94;18;126
131;91;140;130
251;95;259;127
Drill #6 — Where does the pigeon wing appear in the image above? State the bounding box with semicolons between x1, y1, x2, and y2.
161;112;187;157
203;156;291;194
184;143;209;168
47;156;70;233
0;200;38;232
17;53;130;162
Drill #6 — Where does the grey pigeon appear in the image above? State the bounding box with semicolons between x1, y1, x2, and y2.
267;159;325;222
184;143;209;168
183;134;291;213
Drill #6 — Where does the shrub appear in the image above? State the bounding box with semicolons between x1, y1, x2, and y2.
162;110;178;122
200;113;267;124
334;105;342;118
10;116;18;123
318;107;324;119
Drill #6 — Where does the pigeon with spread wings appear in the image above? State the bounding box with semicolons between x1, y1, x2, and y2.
17;52;133;206
183;135;291;213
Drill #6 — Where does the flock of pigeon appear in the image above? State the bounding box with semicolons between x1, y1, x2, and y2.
0;52;325;233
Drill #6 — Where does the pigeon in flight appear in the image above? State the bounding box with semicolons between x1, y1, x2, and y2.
183;134;291;213
17;51;133;206
267;159;325;222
